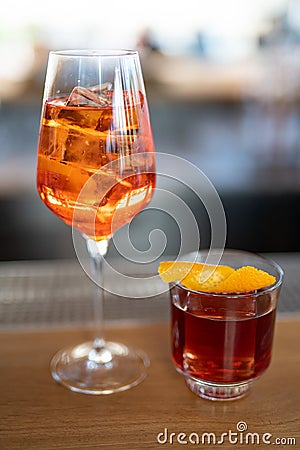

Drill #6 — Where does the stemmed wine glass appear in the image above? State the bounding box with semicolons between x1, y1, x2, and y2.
36;50;156;394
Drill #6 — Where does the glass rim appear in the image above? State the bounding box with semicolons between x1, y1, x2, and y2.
169;251;284;299
49;49;138;58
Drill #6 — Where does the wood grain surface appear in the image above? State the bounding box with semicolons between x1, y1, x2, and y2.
0;319;299;449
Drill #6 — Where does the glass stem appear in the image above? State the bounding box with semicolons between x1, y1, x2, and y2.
85;237;112;365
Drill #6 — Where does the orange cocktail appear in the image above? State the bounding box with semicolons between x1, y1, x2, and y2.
37;91;155;240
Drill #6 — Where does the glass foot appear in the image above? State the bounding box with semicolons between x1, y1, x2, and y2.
186;377;252;401
50;341;150;394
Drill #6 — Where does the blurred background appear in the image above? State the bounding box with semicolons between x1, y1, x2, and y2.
1;0;300;261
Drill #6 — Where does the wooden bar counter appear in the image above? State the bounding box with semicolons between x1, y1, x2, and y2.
0;318;299;449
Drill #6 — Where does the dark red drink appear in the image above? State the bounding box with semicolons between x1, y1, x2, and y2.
171;284;277;384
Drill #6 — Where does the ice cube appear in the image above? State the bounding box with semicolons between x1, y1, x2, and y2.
63;127;106;166
66;86;112;107
90;82;112;93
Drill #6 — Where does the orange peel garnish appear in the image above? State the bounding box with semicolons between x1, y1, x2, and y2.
210;266;276;293
158;261;276;293
158;261;234;292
